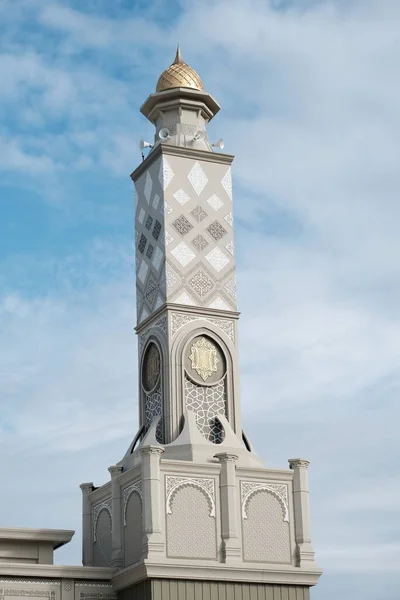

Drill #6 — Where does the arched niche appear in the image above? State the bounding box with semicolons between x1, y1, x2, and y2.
139;334;167;443
169;323;238;443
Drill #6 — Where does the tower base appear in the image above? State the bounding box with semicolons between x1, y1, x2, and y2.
117;578;310;600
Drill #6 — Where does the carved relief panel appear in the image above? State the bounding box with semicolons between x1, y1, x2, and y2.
183;335;227;443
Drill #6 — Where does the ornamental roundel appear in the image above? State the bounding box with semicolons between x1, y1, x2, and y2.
186;336;226;385
142;342;161;393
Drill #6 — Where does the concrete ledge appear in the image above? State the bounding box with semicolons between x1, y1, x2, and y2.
112;559;323;590
0;529;74;550
0;562;115;580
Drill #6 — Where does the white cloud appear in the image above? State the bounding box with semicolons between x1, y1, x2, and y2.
1;1;400;598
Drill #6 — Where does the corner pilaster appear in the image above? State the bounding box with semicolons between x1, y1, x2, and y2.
215;453;241;562
140;446;165;557
80;482;94;566
288;458;316;567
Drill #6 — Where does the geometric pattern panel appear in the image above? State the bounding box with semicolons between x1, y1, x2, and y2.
167;485;217;559
184;375;226;443
144;386;163;443
242;490;291;564
135;153;237;321
134;156;168;324
93;508;112;567
124;492;142;567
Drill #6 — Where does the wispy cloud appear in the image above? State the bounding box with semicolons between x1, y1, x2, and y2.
1;1;399;599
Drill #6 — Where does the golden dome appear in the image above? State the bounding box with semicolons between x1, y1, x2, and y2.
156;46;203;93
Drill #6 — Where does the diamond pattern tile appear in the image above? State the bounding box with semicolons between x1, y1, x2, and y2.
188;269;214;298
145;278;158;307
207;194;224;211
205;246;230;272
165;230;174;246
191;234;209;252
152;246;163;271
159;156;174;190
206;220;227;242
154;295;163;311
152;193;160;210
152;220;162;240
224;212;233;228
172;214;193;237
141;306;149;322
173;189;191;206
138;208;145;224
174;291;196;306
146;244;154;259
190;205;207;223
144;171;153;203
171;241;196;267
166;265;180;290
225;240;234;256
164;201;173;215
188;161;208;196
221;167;232;200
138;234;147;254
138;260;149;284
208;296;231;311
145;215;153;230
224;276;236;299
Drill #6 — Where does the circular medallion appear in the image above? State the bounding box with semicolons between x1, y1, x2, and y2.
185;335;226;385
142;343;161;392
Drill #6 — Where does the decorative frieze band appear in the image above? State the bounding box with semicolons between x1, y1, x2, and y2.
75;583;114;588
92;498;112;541
241;481;289;523
165;475;216;517
170;313;235;344
123;479;142;525
1;592;55;598
0;581;60;585
79;594;116;600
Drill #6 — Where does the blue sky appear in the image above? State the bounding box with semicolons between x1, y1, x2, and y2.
1;0;400;598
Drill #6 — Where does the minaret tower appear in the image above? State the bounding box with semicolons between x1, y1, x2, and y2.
132;45;242;449
80;48;322;600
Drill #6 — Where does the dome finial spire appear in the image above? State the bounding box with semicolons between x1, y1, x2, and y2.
174;44;183;64
155;45;203;93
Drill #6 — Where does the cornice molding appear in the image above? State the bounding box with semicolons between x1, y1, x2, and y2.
112;560;323;590
130;143;234;183
0;529;74;549
0;564;115;580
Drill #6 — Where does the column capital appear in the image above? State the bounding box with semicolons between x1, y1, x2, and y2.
214;453;239;463
289;458;310;470
140;445;164;457
108;465;124;478
80;482;94;493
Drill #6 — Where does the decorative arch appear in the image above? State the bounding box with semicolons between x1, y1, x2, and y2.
170;322;237;439
123;481;142;526
140;333;166;443
241;481;289;523
165;476;215;517
93;499;112;541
